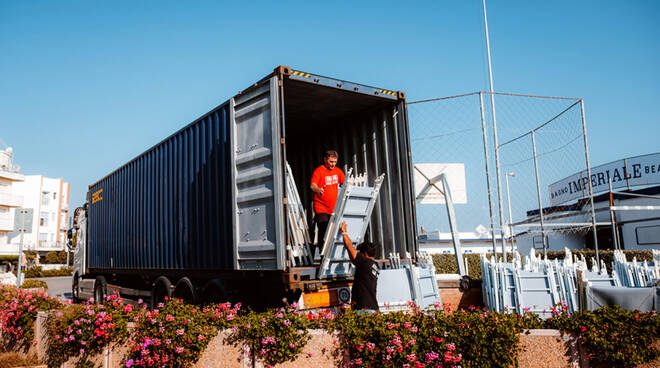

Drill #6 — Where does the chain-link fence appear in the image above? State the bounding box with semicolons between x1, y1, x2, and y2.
408;92;598;256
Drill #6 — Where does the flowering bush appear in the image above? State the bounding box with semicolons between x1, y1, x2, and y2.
123;298;240;368
0;285;61;350
229;304;312;366
46;295;138;367
333;306;464;368
545;306;660;367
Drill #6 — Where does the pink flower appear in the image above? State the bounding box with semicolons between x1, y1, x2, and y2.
166;314;175;321
407;353;416;362
176;329;184;336
353;358;363;365
282;319;292;327
175;346;184;354
260;348;267;355
137;299;143;304
580;326;587;332
124;305;133;313
125;359;134;367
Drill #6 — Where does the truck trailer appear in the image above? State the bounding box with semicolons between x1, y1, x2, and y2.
71;65;418;309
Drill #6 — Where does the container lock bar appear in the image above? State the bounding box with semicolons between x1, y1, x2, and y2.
274;65;292;77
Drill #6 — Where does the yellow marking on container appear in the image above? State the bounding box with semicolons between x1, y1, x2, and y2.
92;188;103;204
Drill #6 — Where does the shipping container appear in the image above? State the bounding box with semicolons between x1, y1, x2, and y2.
74;66;418;307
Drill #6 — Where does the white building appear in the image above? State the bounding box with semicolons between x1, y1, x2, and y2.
0;148;25;248
418;228;504;255
0;146;70;256
514;186;660;255
5;176;70;254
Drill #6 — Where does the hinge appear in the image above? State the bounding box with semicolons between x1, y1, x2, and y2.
280;137;285;145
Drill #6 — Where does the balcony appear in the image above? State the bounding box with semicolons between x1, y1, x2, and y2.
0;170;24;182
0;193;23;208
0;218;12;232
36;241;64;251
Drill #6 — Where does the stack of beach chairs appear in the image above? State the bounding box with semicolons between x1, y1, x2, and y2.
613;249;660;287
481;248;621;318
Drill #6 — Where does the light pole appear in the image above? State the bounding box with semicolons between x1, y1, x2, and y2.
505;172;515;256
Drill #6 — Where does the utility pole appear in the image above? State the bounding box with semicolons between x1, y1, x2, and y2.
482;0;506;260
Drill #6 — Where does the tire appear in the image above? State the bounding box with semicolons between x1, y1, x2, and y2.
201;279;228;305
173;277;197;304
72;274;80;302
150;276;172;309
93;276;107;304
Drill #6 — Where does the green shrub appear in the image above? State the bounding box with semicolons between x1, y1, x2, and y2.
20;279;48;290
545;306;660;367
0;256;18;268
229;305;312;366
0;285;61;351
24;266;43;278
23;266;73;278
124;299;241;368
43;251;67;264
432;253;483;279
46;294;138;367
0;352;41;368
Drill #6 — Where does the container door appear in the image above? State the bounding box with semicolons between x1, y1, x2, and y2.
230;77;285;270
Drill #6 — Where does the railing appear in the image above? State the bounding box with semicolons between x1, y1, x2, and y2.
0;218;12;231
0;192;23;207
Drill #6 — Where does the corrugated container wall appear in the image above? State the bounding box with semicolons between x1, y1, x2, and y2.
86;67;418;275
88;104;234;270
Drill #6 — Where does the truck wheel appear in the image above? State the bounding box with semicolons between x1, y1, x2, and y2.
174;277;197;304
150;276;172;309
201;279;228;304
93;276;107;303
72;274;80;302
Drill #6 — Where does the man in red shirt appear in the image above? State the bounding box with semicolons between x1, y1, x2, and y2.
310;150;345;258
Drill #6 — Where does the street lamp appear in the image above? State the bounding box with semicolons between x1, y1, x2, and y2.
505;172;515;255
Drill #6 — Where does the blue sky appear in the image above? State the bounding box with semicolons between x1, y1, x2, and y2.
1;1;658;224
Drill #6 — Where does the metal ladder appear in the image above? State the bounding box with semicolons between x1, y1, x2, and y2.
285;162;314;267
317;170;385;279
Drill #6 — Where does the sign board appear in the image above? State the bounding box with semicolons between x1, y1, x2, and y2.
413;163;467;204
549;152;660;205
13;208;33;233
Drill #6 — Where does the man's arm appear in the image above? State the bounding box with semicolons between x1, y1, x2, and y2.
311;182;324;196
341;221;357;263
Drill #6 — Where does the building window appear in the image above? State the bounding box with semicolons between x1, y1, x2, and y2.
38;232;48;241
636;225;660;245
41;192;50;206
53;192;57;200
533;236;547;249
40;211;49;227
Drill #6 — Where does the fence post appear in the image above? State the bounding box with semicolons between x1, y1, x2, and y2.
579;99;599;265
530;130;547;256
479;92;498;256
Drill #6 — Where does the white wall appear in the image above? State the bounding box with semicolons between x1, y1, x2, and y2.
4;176;70;254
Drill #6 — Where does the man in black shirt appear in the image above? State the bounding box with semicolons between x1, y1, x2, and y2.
340;221;379;311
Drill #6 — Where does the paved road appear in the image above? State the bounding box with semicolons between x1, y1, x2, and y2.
37;276;73;301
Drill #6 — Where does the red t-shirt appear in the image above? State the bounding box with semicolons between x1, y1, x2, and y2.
311;165;345;215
